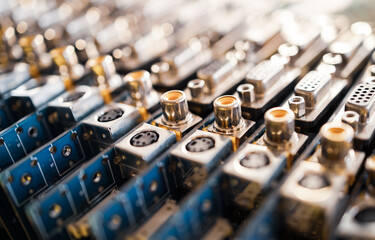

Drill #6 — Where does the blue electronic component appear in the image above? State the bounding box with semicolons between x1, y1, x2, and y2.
86;157;173;240
0;109;52;170
8;75;66;120
25;147;125;239
150;172;222;240
0;124;95;239
0;100;13;131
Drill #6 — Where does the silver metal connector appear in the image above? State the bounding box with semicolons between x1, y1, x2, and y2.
246;60;284;95
237;84;255;106
87;55;117;82
329;22;372;62
320;122;354;161
288;96;306;118
160;90;191;125
294;71;332;108
50;45;85;83
188;79;205;99
341;111;360;132
264;107;295;148
345;83;375;123
278;43;299;65
213;95;243;132
124;70;153;101
197;59;237;92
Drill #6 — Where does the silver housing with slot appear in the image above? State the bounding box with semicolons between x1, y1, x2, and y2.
82;102;141;144
115;123;176;174
171;130;232;189
10;75;65;109
279;161;348;239
48;85;104;122
283;70;348;131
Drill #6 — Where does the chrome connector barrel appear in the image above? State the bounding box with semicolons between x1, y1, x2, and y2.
237;84;255;106
264;107;295;146
213;95;243;132
124;70;153;101
160;90;191;125
320;122;354;161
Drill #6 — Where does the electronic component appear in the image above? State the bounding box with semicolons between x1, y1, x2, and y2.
0;124;92;239
284;70;347;132
2;1;375;240
150;4;246;91
323;22;374;80
333;78;375;152
115;123;176;178
8;75;66;120
278;122;365;239
49;45;86;90
205;95;255;150
335;155;375;240
0;110;52;170
123;70;160;120
153;90;201;140
171;130;232;190
278;161;348;240
111;0;224;73
237;52;301;120
18;34;53;77
222;107;308;212
74;157;173;240
81;102;140;144
185;57;249;116
47;85;104;131
151;38;213;91
25;147;123;239
0;63;31;99
86;55;124;103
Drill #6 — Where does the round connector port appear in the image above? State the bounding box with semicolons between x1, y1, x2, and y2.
186;137;215;152
63;91;85;102
130;131;159;147
239;151;270;169
97;108;124;122
298;173;330;189
354;207;375;223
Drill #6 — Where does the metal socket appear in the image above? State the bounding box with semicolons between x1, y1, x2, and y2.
160;90;190;124
213;95;242;130
188;79;205;99
237;84;255;105
124;70;153;101
341;111;360;132
264;107;295;144
151;61;171;83
320;122;354;161
288;96;305;118
87;55;116;82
